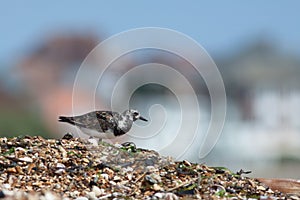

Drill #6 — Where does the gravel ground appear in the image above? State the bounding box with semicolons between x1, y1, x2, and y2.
0;134;299;200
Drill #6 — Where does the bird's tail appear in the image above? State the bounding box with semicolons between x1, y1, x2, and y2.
58;116;75;125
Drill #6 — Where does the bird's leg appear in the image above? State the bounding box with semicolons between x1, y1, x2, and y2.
97;138;103;145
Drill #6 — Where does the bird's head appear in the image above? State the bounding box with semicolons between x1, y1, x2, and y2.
124;109;148;122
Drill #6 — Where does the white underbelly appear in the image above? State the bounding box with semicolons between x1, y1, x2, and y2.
80;127;116;139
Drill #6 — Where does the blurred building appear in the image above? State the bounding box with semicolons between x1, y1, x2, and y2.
15;33;101;136
210;40;300;178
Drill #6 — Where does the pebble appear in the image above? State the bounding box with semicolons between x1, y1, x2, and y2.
44;191;61;200
74;197;88;200
18;156;33;163
153;184;163;191
62;132;74;140
113;175;121;181
257;185;266;191
87;192;97;200
58;146;68;158
55;163;66;174
145;174;157;184
69;191;80;198
109;180;117;186
290;196;300;200
165;193;179;200
126;173;133;180
103;167;114;178
88;138;98;146
153;192;164;199
146;166;157;172
2;184;10;189
153;192;178;200
100;173;109;180
15;147;26;154
183;160;192;167
145;173;162;184
92;186;104;197
15;166;23;174
6;167;17;173
0;137;7;143
0;190;5;198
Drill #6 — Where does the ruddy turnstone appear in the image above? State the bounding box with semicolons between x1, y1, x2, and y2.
58;109;148;139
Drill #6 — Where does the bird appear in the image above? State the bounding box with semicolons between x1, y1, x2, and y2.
58;109;148;140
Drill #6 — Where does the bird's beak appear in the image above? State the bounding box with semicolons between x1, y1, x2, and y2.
139;116;148;121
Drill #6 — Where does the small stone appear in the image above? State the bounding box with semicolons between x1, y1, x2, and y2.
74;197;88;200
92;186;103;197
154;192;164;199
290;196;300;200
2;184;10;189
126;174;133;181
44;192;60;200
25;193;39;200
112;192;123;197
153;184;162;191
152;173;161;183
54;184;61;189
62;157;69;163
88;138;98;146
113;176;121;181
8;176;17;188
87;192;96;200
55;163;66;174
6;167;17;173
183;160;192;167
145;173;161;184
18;157;33;163
58;146;68;158
25;185;33;190
146;166;157;172
256;185;266;191
56;163;66;168
145;175;156;184
70;191;80;198
0;137;7;143
116;183;131;192
165;193;179;200
14;147;26;156
109;181;117;186
0;190;5;198
103;168;114;178
62;132;73;140
100;173;109;180
15;166;23;174
27;163;35;174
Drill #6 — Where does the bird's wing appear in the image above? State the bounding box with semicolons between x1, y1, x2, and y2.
59;111;123;133
95;111;115;121
58;116;85;127
96;111;126;136
59;112;103;132
95;111;120;129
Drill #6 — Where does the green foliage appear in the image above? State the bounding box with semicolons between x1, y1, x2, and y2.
0;109;50;138
1;147;15;156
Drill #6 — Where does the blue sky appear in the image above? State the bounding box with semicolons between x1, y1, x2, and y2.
1;1;300;65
